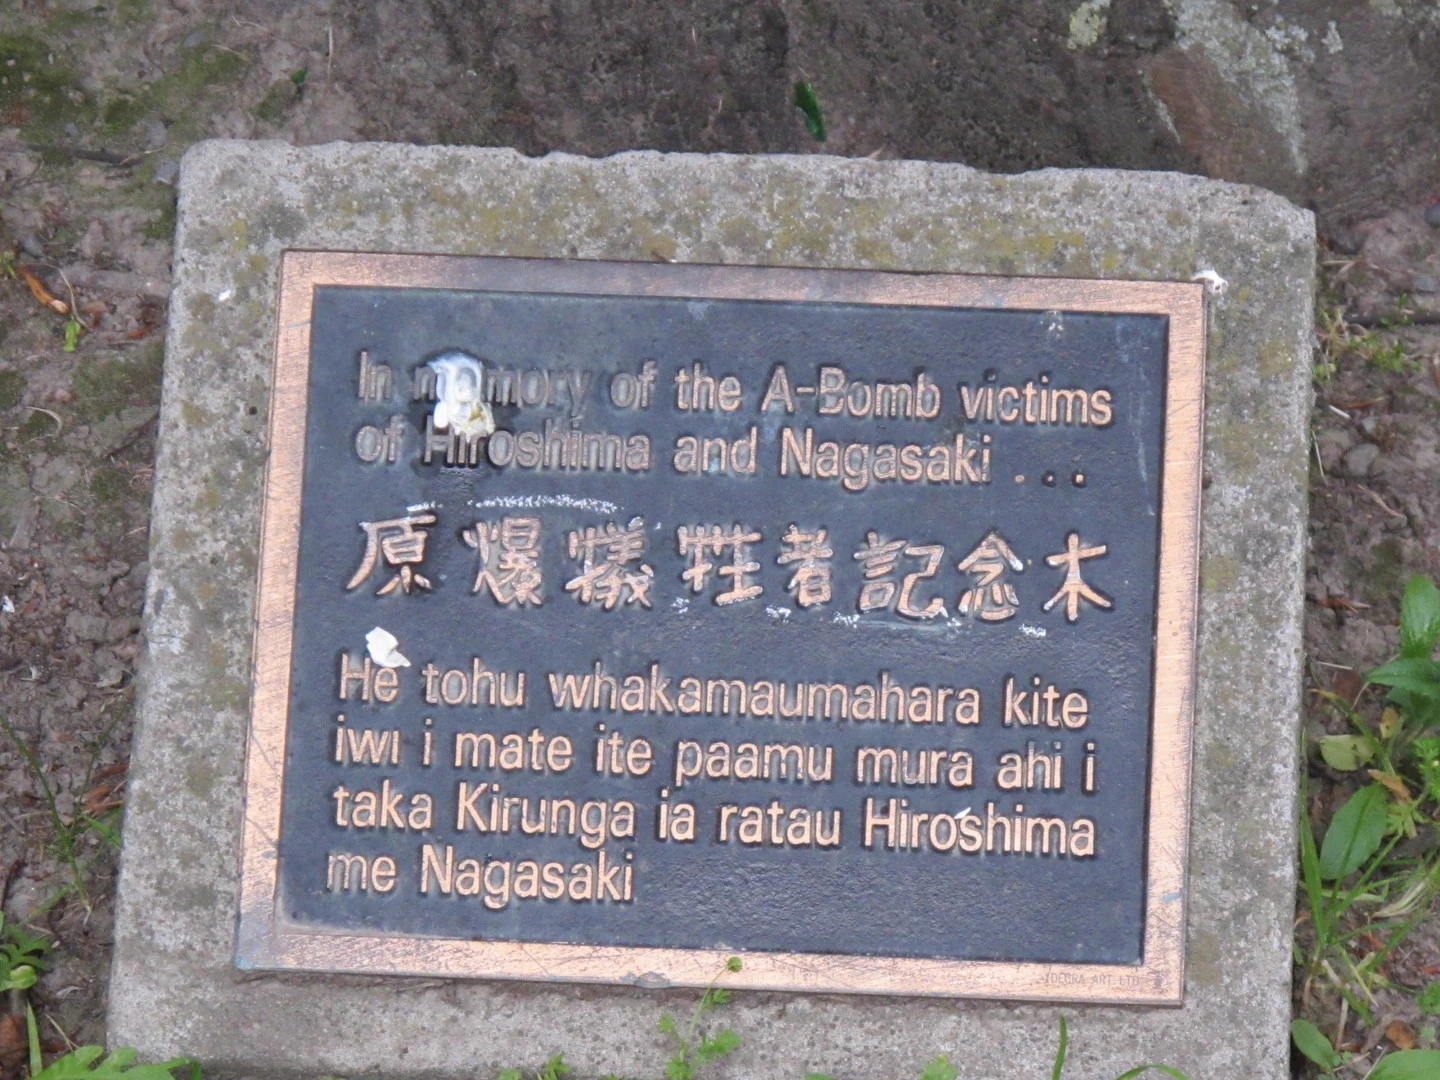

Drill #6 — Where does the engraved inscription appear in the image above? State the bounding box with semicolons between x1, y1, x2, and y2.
244;258;1201;1003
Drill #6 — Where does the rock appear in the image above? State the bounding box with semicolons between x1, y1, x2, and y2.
153;157;180;186
1343;441;1382;478
1426;203;1440;228
1315;426;1357;472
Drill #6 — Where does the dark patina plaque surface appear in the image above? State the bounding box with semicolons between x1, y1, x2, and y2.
238;253;1203;1003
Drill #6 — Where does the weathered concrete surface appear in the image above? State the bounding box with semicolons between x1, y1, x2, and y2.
110;143;1314;1080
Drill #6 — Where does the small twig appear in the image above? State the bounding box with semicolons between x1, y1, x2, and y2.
1356;485;1405;520
43;263;79;318
20;406;62;437
46;1015;75;1052
114;142;167;169
20;142;130;166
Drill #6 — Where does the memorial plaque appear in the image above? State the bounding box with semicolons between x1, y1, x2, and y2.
237;252;1203;1004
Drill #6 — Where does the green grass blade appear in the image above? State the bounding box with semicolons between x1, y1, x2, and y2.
793;81;826;141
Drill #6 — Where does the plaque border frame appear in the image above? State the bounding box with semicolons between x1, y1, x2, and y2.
237;251;1204;1005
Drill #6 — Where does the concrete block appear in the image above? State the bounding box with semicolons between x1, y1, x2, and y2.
110;142;1313;1080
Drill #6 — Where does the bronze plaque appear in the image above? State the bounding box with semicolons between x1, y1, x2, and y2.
237;252;1203;1004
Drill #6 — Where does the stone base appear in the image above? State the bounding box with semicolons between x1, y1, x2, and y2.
109;142;1312;1080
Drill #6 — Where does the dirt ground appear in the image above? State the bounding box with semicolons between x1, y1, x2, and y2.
0;1;1438;1075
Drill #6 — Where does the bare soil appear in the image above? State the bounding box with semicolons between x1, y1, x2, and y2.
0;1;1436;1075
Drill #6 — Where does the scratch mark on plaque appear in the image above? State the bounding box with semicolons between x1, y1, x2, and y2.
831;612;860;627
671;597;690;613
406;501;439;514
765;605;792;621
686;300;710;321
1044;309;1064;335
1019;623;1047;638
470;494;618;514
1160;890;1184;903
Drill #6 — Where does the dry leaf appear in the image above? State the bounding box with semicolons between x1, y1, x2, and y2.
1379;707;1402;739
17;264;70;314
1386;1019;1417;1050
1368;769;1413;801
0;1013;27;1078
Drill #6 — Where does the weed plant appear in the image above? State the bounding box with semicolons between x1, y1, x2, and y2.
0;712;124;910
1314;302;1414;384
0;913;50;993
1298;575;1440;1066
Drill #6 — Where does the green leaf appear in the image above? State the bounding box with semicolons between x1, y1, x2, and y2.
1319;734;1374;772
1290;1019;1344;1070
697;1029;740;1062
63;317;81;353
793;81;826;141
537;1054;570;1080
1368;1049;1440;1080
917;1056;957;1080
664;1057;691;1080
1319;783;1389;879
1366;658;1440;698
657;1015;679;1038
31;1044;200;1080
0;963;37;991
1400;576;1440;659
495;1071;522;1080
803;1075;835;1080
725;956;742;972
1110;1068;1188;1080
